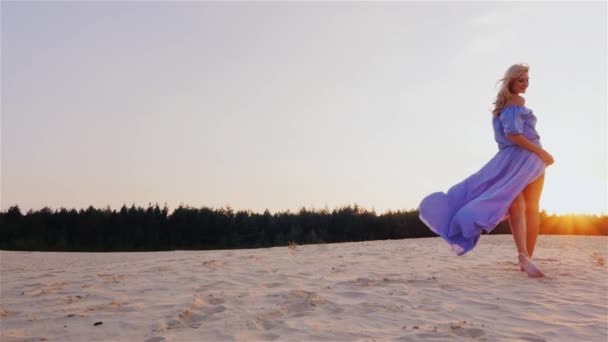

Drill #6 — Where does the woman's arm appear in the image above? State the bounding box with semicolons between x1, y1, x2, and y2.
506;134;554;166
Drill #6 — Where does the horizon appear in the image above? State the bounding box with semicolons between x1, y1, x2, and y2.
2;2;606;216
2;201;605;218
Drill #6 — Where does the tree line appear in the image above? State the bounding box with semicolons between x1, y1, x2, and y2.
0;204;605;252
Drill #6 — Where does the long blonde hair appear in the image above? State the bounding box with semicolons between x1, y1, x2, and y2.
492;63;529;117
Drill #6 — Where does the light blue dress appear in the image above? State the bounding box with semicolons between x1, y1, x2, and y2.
418;105;546;255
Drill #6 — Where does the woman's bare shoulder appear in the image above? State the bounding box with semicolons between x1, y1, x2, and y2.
506;95;525;107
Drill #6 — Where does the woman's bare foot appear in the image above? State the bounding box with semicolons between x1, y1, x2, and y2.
518;252;544;277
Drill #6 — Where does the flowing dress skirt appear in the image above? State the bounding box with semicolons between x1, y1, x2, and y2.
418;146;546;255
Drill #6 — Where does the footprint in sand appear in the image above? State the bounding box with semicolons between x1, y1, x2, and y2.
97;274;126;284
358;302;404;314
161;295;227;330
1;308;15;318
86;301;144;313
22;282;67;297
201;260;226;269
253;290;341;330
253;309;287;330
150;266;173;273
195;280;237;292
23;282;42;288
62;295;87;305
449;323;486;339
336;277;384;287
439;283;458;291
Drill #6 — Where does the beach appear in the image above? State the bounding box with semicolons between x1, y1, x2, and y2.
1;235;607;341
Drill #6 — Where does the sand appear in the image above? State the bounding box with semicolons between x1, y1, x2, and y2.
1;235;607;341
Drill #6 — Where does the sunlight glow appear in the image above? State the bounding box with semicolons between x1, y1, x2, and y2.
541;170;607;215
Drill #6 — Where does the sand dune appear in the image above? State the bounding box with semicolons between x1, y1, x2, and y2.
1;235;606;341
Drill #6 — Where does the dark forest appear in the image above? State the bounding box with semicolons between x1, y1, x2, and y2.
1;204;606;252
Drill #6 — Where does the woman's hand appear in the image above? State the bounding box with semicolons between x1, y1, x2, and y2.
538;149;554;166
505;134;555;166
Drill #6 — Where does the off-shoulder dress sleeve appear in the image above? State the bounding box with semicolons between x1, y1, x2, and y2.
499;106;525;135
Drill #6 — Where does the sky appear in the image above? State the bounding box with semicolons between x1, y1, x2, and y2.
1;1;606;215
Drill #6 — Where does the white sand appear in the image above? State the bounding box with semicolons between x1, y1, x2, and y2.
1;235;607;341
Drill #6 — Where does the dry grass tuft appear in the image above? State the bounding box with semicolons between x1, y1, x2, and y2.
591;252;605;267
288;241;297;252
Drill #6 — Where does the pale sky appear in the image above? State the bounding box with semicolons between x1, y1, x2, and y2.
1;1;606;215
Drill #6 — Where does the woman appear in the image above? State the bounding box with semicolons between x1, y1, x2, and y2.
418;63;554;278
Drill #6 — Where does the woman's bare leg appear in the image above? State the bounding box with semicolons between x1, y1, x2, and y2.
510;193;544;277
509;193;528;256
523;173;545;258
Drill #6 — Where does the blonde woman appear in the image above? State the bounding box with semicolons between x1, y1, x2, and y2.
419;63;554;278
